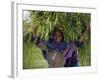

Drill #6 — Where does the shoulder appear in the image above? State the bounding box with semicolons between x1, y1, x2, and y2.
74;40;83;48
45;38;55;49
61;41;68;48
68;40;83;48
63;41;68;45
68;41;77;49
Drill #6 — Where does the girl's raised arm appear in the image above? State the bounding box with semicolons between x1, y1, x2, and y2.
31;28;47;50
75;23;90;48
79;23;90;43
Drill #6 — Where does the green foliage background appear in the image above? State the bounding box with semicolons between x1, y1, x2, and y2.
23;10;91;69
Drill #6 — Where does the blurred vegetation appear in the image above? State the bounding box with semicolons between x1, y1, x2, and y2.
23;10;91;69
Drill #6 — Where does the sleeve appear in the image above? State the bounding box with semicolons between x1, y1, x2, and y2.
74;40;83;48
31;32;47;50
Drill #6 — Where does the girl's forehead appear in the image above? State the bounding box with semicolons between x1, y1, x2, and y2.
54;31;61;34
54;32;62;36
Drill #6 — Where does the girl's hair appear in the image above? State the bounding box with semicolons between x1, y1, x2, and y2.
52;27;64;41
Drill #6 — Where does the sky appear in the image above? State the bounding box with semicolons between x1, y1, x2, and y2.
23;10;30;20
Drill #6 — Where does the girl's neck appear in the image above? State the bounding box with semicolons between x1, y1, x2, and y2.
55;41;62;46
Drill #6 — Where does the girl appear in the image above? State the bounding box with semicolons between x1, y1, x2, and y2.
31;25;90;67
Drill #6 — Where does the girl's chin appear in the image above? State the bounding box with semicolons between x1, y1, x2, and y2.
55;41;61;43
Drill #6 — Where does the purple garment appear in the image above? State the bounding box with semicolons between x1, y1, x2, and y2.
31;34;82;67
64;42;78;67
46;38;68;52
31;35;68;53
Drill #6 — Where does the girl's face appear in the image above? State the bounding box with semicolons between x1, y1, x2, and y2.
53;31;62;43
